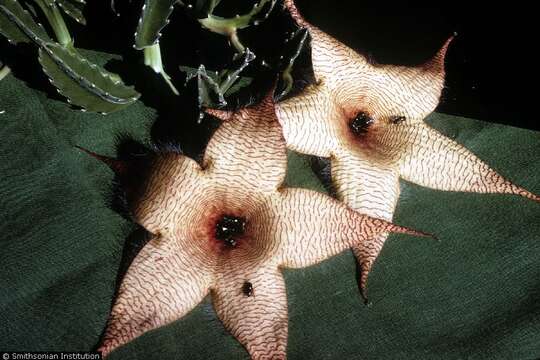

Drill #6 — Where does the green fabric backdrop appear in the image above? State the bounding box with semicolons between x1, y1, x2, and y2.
1;63;539;359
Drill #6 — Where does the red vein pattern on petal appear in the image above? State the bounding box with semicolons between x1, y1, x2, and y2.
276;84;339;157
204;98;287;194
277;0;539;303
331;151;401;297
98;237;212;357
397;124;540;201
133;155;206;236
95;89;434;358
263;188;420;269
212;266;288;360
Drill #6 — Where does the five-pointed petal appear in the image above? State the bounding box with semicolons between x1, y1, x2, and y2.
277;0;540;298
91;94;427;359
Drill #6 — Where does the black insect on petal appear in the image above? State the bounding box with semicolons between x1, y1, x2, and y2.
390;115;406;124
242;281;253;297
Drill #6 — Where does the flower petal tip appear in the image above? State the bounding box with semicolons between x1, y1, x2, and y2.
501;181;540;203
386;222;435;240
283;0;307;27
423;35;455;74
204;108;234;121
75;146;126;175
516;187;540;203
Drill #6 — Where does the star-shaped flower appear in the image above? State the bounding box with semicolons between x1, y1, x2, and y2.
277;0;540;299
87;93;428;359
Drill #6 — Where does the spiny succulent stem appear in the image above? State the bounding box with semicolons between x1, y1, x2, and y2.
33;0;73;47
143;44;180;95
229;31;245;53
0;65;11;81
197;0;276;54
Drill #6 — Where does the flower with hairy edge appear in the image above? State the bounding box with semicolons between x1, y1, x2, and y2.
276;0;540;300
82;93;429;359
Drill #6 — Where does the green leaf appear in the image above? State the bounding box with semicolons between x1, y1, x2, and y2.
0;0;53;44
134;0;176;49
56;0;86;25
38;43;140;114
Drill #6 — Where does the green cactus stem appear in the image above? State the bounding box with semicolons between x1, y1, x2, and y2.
33;0;72;47
134;0;176;49
0;0;54;45
144;43;179;95
196;0;276;53
38;43;140;114
0;0;139;113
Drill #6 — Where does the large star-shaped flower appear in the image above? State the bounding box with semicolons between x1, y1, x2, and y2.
276;0;539;299
89;93;427;359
